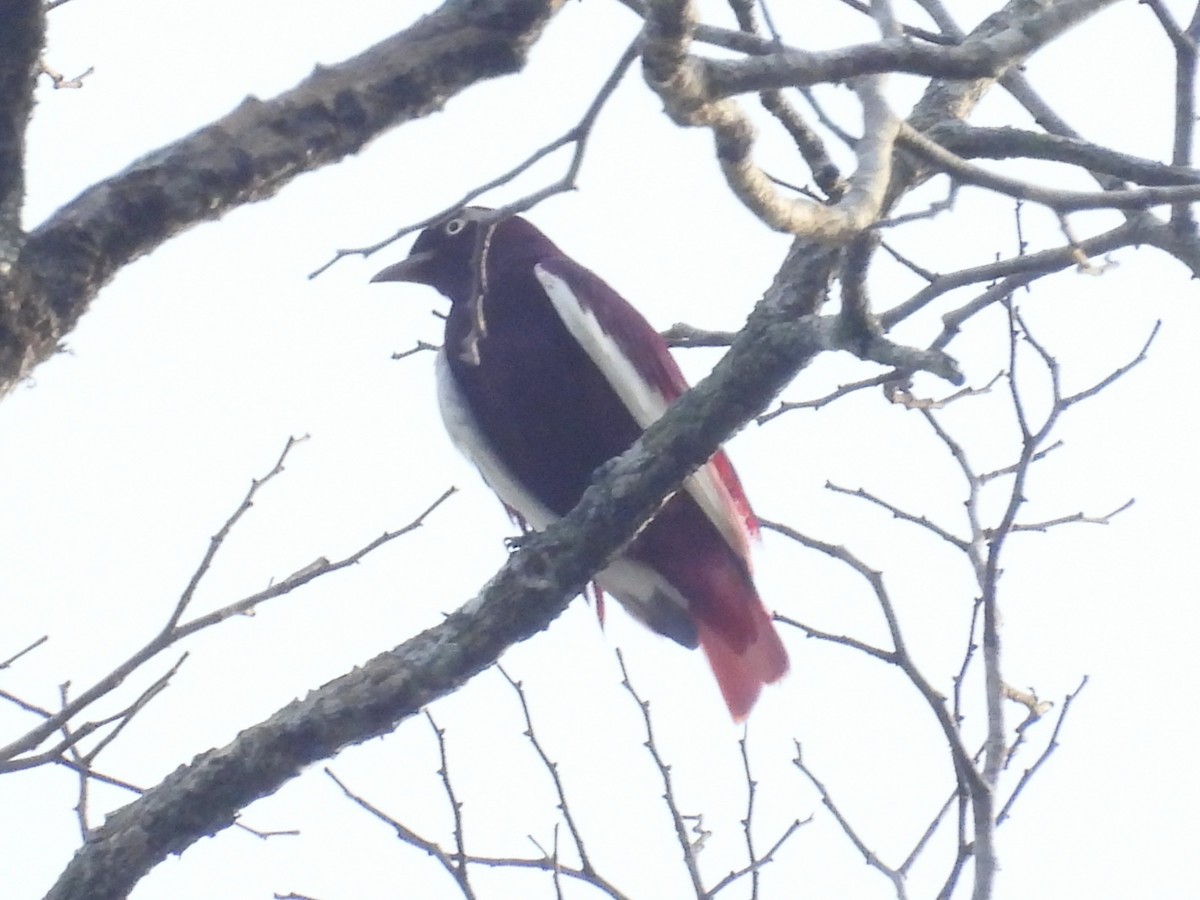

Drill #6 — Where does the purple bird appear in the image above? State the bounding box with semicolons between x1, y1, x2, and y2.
373;208;788;720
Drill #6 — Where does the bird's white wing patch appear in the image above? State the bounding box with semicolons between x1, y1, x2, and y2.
435;350;557;531
535;265;670;428
534;264;750;561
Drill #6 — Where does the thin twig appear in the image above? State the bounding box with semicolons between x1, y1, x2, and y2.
1060;321;1161;408
952;597;983;727
0;440;455;769
1007;498;1135;533
883;371;1003;411
899;786;957;875
760;519;984;807
171;435;309;631
497;665;596;877
996;676;1089;825
758;372;896;422
82;654;189;765
883;219;1144;331
706;816;811;897
309;40;640;278
325;768;472;896
825;482;969;551
425;709;474;899
615;649;705;897
392;340;439;361
793;742;909;900
880;239;938;281
0;635;48;669
833;0;957;42
979;440;1063;483
772;613;896;664
737;726;760;899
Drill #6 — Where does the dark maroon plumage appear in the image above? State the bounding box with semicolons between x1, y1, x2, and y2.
373;208;788;719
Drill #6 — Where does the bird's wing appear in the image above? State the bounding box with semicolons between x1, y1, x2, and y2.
534;258;758;562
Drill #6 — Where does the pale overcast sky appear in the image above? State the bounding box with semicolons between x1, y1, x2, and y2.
3;2;1197;898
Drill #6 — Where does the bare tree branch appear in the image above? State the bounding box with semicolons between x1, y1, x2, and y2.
832;0;957;44
898;122;1200;211
0;440;456;770
1143;0;1199;230
1007;498;1135;533
0;634;47;670
615;649;705;896
701;0;1120;97
825;481;969;551
996;676;1088;825
425;710;476;899
757;372;896;421
0;0;42;260
640;0;899;241
40;237;850;900
498;666;598;879
2;0;566;398
882;218;1144;330
794;742;910;900
926;121;1200;186
326;767;473;896
309;36;638;278
11;3;1179;895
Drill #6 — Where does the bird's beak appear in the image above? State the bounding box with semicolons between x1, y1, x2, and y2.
371;250;437;284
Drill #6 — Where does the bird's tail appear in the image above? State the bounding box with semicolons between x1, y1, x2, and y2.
695;599;789;722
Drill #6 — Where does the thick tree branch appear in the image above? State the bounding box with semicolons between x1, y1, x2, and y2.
898;123;1200;211
701;0;1120;97
0;0;564;398
926;122;1200;186
636;0;1123;240
0;0;45;391
42;236;966;900
0;0;42;261
20;3;1163;896
891;0;1123;209
641;0;899;241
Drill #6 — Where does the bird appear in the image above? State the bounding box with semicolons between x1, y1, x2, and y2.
372;207;788;720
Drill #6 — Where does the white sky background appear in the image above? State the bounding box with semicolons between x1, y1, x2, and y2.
2;0;1198;897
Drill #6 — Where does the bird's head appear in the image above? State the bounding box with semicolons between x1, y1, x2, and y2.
371;207;557;303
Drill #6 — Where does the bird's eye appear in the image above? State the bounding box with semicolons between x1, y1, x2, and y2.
444;217;466;236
